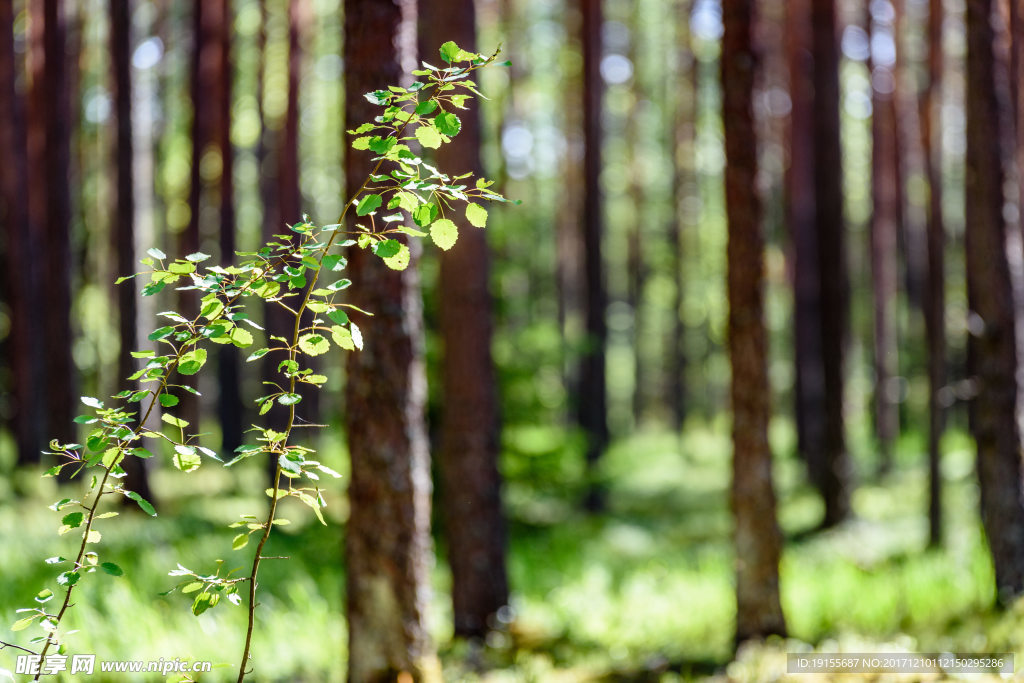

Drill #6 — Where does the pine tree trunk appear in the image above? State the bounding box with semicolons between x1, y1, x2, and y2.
578;0;609;511
722;0;787;643
965;0;1024;604
920;0;946;548
418;0;510;640
343;1;439;678
110;0;152;500
0;0;46;467
811;0;852;527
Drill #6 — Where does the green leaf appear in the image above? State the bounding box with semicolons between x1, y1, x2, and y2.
147;247;167;260
172;445;202;473
168;261;196;275
466;203;488;228
126;491;157;516
100;562;124;576
61;512;85;528
327;309;350;326
372;239;402;258
350;322;364;350
186;251;211;262
430;218;459;250
348;122;375;134
201;298;224;319
435;112;461;137
35;588;54;603
330;326;355;351
181;581;204;594
383;243;411;271
323;254;347;271
177;348;208;375
413;202;438;227
158;393;179;407
232;533;249;550
367;136;396;154
192;591;215;616
11;616;38;631
415;124;442;149
356;193;383;216
247;348;270;362
439;41;461;64
148;326;175;341
364;89;390;105
304;374;328;386
396;191;419;213
85;529;102;543
81;396;104;410
415;100;438;115
162;413;189;429
351;136;372;150
230;327;254;348
131;447;153;459
298;333;330;356
278;393;302;406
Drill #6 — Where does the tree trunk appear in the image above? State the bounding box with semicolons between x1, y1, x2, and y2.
180;0;214;431
109;0;152;500
920;0;946;548
786;0;827;485
868;1;901;477
418;0;510;641
578;0;609;511
0;0;46;467
965;0;1024;604
666;0;696;432
811;0;852;527
28;0;75;446
214;0;243;456
342;1;439;679
722;0;787;644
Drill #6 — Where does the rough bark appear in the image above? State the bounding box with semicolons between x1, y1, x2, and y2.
920;0;946;547
785;0;827;481
342;0;439;679
722;0;787;643
868;1;901;476
578;0;609;511
965;0;1024;604
811;0;852;526
418;0;510;640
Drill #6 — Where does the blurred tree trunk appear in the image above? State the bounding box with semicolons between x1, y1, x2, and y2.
110;0;152;500
811;0;852;527
785;0;827;487
0;0;46;467
215;0;243;456
626;1;647;424
418;0;510;640
256;0;290;455
920;0;945;548
578;0;609;511
965;0;1024;604
722;0;787;643
27;0;75;446
868;1;901;476
180;0;215;431
342;0;439;679
666;0;696;432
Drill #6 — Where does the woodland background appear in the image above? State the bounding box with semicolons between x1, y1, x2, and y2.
3;0;1024;680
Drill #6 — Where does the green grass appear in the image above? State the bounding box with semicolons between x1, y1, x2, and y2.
0;421;1020;681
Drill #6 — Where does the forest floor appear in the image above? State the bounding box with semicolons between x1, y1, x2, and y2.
0;421;1021;681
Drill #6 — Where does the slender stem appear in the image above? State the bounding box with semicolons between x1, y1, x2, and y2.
235;464;282;683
